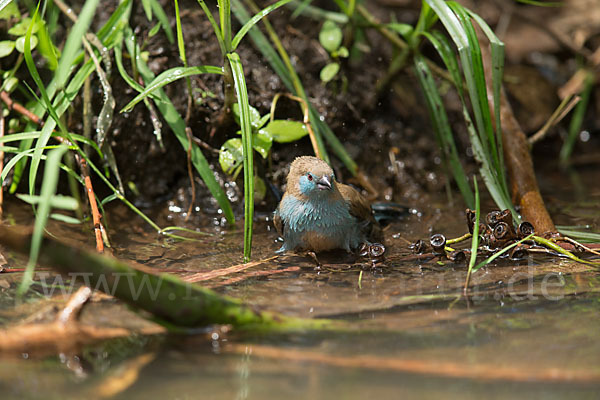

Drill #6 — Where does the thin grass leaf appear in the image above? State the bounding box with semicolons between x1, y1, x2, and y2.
414;54;474;207
464;177;480;288
471;233;534;272
288;0;348;23
120;66;223;112
197;0;226;55
219;0;232;50
227;52;254;262
231;0;293;50
147;0;174;43
16;194;79;210
49;213;81;224
556;227;600;243
17;145;69;296
533;236;600;266
466;9;507;193
174;0;186;64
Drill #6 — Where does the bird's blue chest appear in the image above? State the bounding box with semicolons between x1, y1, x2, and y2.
277;194;362;252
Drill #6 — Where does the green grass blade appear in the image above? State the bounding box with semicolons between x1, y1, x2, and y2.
54;0;100;88
17;145;69;296
471;233;534;272
464;177;480;286
197;0;226;55
231;0;294;50
147;0;174;43
227;52;254;262
467;9;507;191
120;65;223;112
556;227;600;243
414;54;474;207
174;0;187;64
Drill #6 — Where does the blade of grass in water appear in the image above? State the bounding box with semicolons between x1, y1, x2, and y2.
17;145;69;296
464;177;480;290
228;53;254;262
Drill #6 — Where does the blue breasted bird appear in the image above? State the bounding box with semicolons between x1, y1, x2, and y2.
273;156;382;254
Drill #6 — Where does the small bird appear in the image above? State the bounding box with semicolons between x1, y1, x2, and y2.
273;156;382;254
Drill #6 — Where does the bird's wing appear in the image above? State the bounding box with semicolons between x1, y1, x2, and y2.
338;183;373;221
338;183;383;243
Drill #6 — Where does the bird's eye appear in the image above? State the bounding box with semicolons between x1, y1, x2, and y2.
307;174;313;181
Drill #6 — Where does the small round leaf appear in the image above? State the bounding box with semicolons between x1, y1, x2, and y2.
261;120;308;143
319;20;342;53
219;138;244;175
0;40;15;58
15;35;38;53
320;62;340;83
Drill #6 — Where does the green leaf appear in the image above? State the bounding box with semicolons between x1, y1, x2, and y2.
148;23;161;37
16;193;79;210
233;103;261;130
262;120;308;143
147;0;174;43
141;0;153;20
15;35;38;53
336;46;349;58
3;76;18;92
219;138;243;174
8;17;39;36
120;65;223;112
386;22;413;37
49;213;82;224
0;40;14;57
0;1;20;20
231;0;294;50
320;62;340;82
253;129;272;158
256;114;270;129
319;20;343;52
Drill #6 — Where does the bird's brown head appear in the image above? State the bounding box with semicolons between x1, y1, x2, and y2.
286;156;336;198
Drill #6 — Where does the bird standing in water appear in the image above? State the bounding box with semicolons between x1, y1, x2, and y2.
273;156;382;256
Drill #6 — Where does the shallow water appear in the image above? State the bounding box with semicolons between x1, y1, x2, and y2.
0;165;599;399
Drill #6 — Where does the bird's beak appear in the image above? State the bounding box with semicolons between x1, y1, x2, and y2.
316;175;332;190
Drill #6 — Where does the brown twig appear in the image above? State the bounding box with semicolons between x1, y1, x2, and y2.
0;91;106;253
